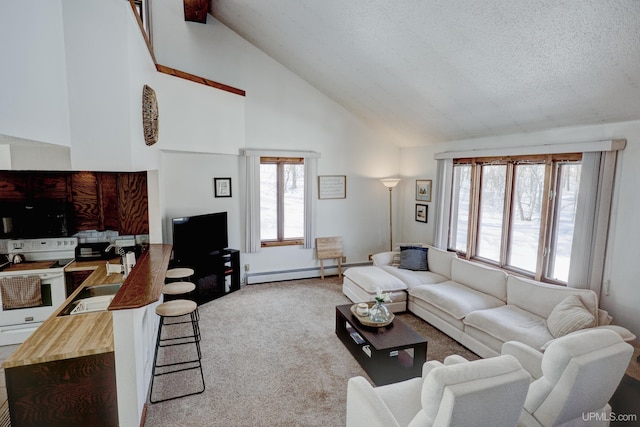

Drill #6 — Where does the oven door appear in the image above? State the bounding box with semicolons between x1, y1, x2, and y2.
0;271;67;345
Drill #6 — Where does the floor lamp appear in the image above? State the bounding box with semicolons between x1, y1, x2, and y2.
380;178;401;251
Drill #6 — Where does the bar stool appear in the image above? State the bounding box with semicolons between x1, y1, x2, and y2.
162;281;196;300
149;299;205;403
162;281;199;321
165;267;195;282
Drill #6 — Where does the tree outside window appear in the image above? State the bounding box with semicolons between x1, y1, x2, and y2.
260;157;304;246
449;154;581;284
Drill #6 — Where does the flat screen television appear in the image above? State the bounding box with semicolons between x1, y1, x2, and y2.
172;211;228;262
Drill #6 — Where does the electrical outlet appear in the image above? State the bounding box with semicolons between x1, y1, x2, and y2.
244;264;250;272
368;254;373;261
341;256;347;263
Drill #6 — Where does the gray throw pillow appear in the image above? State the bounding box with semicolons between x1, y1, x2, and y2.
399;246;429;271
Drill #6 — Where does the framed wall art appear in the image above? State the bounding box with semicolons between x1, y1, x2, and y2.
214;177;232;197
416;179;432;202
318;175;346;199
415;204;428;223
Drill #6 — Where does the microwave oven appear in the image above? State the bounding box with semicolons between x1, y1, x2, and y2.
74;242;111;260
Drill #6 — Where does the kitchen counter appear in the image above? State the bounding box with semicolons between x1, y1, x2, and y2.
2;244;172;427
2;245;171;369
2;262;124;369
65;258;118;272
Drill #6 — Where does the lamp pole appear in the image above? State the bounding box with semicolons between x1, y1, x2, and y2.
380;179;401;251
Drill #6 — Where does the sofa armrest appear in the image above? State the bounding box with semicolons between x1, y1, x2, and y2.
422;360;444;378
502;341;543;380
372;251;394;266
346;376;401;427
541;325;638;352
443;355;470;365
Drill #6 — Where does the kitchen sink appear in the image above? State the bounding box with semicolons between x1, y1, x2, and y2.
58;283;123;316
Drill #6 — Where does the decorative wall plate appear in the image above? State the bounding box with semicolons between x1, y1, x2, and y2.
142;84;159;146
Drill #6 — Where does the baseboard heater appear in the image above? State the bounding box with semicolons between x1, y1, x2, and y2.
245;262;371;285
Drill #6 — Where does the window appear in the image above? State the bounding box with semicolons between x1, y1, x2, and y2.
449;154;581;283
260;157;305;246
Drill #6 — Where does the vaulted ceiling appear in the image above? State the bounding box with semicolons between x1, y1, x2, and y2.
211;0;640;147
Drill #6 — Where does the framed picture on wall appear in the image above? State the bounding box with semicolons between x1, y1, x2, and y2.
318;175;347;199
214;177;232;197
415;204;428;223
416;179;432;202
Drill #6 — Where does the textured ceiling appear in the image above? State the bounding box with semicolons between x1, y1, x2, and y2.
212;0;640;147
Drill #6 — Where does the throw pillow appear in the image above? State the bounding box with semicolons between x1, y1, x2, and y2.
399;246;429;271
392;242;424;266
546;295;596;338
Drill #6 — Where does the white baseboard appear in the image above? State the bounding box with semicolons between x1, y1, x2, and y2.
245;262;370;284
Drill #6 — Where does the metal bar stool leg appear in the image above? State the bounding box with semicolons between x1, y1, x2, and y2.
149;299;205;404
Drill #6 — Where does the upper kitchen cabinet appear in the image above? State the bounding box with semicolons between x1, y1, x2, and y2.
71;171;149;235
117;173;148;235
30;173;69;200
0;170;148;238
0;172;69;202
0;173;28;201
71;172;101;231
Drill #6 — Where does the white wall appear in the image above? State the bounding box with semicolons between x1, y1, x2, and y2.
62;0;134;171
152;1;400;274
0;1;71;146
398;120;640;340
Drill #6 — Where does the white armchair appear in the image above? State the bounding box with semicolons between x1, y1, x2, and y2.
502;328;633;427
346;354;531;427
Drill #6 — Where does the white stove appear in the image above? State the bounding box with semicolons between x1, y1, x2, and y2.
0;237;78;345
4;237;78;263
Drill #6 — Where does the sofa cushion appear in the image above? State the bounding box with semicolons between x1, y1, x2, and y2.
546;295;596;338
399;246;429;271
450;258;508;302
343;266;407;292
380;265;449;290
410;282;505;320
506;275;598;320
426;247;456;279
464;305;554;351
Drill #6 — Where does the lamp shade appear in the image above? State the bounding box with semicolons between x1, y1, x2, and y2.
380;178;401;188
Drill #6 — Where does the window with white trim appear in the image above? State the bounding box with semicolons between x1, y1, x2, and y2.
260;156;305;246
449;154;581;284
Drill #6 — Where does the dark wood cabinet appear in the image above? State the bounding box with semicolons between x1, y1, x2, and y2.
5;352;118;427
71;172;101;231
30;173;69;200
0;173;28;201
0;170;148;237
117;172;148;235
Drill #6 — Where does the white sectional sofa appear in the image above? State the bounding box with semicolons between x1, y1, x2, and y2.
342;244;635;358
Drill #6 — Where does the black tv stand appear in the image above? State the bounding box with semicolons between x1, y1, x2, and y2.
172;248;240;305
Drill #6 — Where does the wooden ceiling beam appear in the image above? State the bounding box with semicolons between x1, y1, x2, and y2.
184;0;209;24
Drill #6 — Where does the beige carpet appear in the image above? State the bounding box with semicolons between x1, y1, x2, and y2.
144;277;479;427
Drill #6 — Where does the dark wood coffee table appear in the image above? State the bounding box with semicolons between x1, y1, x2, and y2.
335;304;427;385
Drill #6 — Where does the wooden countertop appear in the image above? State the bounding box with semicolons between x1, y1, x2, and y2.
2;244;172;369
110;244;172;310
65;258;120;272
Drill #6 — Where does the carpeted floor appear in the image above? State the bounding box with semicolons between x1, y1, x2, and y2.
144;277;479;427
